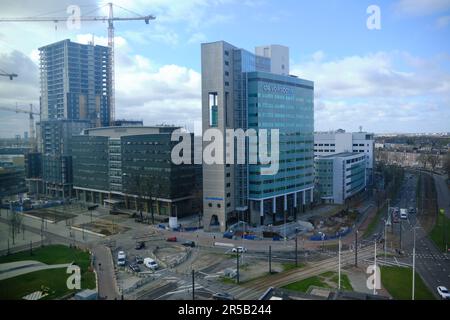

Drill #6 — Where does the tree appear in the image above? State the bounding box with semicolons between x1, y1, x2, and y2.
417;153;428;169
427;154;441;172
443;152;450;179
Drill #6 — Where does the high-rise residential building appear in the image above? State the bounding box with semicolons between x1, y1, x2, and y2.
314;130;374;184
39;39;111;127
315;152;366;204
72;126;197;217
201;41;314;232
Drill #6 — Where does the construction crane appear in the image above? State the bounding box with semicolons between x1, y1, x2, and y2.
0;68;18;80
0;104;39;151
0;3;156;125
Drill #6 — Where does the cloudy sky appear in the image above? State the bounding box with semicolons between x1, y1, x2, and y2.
0;0;449;137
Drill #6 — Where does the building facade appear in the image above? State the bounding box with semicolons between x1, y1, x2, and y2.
201;41;314;232
72;126;197;217
315;152;366;204
314;130;374;184
39;39;111;127
38;119;90;198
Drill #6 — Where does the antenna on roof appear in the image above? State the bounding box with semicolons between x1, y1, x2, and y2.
359;126;363;132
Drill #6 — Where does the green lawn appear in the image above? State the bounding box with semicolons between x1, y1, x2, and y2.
430;214;450;253
282;262;305;272
0;245;96;300
363;203;387;238
380;266;435;300
282;271;353;293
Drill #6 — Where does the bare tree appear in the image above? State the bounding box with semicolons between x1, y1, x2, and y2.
427;154;441;172
417;153;428;169
443;152;450;179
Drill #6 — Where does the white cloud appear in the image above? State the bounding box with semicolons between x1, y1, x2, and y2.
187;32;207;44
292;51;450;133
436;15;450;27
394;0;450;16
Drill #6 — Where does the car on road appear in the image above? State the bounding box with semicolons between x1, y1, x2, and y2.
212;292;235;300
232;246;247;253
400;208;408;220
167;236;177;242
135;241;145;250
117;251;126;266
437;286;450;300
182;240;196;247
144;257;159;270
129;264;141;273
408;207;415;214
135;255;144;264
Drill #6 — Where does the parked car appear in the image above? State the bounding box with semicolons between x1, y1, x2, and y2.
400;208;408;220
135;241;145;250
182;240;196;247
135;255;144;264
117;251;126;266
167;236;177;242
129;264;141;273
144;258;159;270
212;292;235;300
437;286;450;299
408;207;415;214
232;246;247;253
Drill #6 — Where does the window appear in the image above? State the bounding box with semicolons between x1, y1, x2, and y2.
217;204;221;208
226;183;231;187
225;71;229;76
208;203;212;207
227;193;231;198
225;61;229;66
225;81;229;86
209;92;218;127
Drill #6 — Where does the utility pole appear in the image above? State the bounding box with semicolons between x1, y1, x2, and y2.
399;220;402;251
295;236;298;267
192;269;195;300
236;252;240;284
269;245;272;274
355;230;358;267
412;227;416;300
374;241;377;295
338;236;341;290
384;219;387;260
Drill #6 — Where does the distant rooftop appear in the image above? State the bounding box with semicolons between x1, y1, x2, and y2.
82;125;180;138
316;152;360;159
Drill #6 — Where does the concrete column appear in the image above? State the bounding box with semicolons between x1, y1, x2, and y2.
294;192;297;208
75;188;79;200
310;188;314;203
99;193;104;206
272;197;276;213
260;199;264;217
284;194;287;211
91;191;94;203
303;190;306;205
84;190;88;203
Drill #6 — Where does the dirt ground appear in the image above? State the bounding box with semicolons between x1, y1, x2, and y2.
76;219;130;236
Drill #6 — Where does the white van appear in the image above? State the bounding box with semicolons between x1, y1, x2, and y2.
144;257;159;270
117;251;126;266
400;208;408;220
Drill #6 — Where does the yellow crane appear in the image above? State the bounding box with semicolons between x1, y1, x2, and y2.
0;104;39;151
0;3;156;125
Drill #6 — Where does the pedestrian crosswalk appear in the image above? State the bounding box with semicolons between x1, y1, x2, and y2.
405;253;449;260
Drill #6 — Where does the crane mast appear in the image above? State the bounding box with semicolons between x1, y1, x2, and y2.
0;3;155;126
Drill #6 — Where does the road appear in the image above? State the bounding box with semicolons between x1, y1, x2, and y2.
433;173;450;219
389;172;450;298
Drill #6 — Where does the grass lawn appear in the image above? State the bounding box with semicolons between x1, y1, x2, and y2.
429;214;450;253
282;262;305;272
0;245;96;300
282;271;353;293
380;266;435;300
363;203;387;238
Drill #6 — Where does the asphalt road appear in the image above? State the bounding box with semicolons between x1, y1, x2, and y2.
389;172;450;298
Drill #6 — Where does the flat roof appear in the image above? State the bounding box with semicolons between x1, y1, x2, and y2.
316;152;361;159
83;126;180;138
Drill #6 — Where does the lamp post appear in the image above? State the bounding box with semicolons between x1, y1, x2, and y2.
355;230;358;267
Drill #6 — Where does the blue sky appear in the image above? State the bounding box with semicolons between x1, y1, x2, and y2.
0;0;449;137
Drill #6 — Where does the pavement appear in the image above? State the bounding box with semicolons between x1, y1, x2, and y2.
0;260;70;280
92;245;119;300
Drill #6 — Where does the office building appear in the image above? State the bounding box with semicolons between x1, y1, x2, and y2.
315;152;366;204
72;126;197;217
39;119;90;198
201;41;314;232
314;130;374;184
0;161;27;199
39;39;111;127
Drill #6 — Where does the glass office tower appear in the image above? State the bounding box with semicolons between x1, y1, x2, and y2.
201;41;314;232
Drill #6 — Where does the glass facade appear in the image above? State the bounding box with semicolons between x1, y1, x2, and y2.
247;71;314;200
